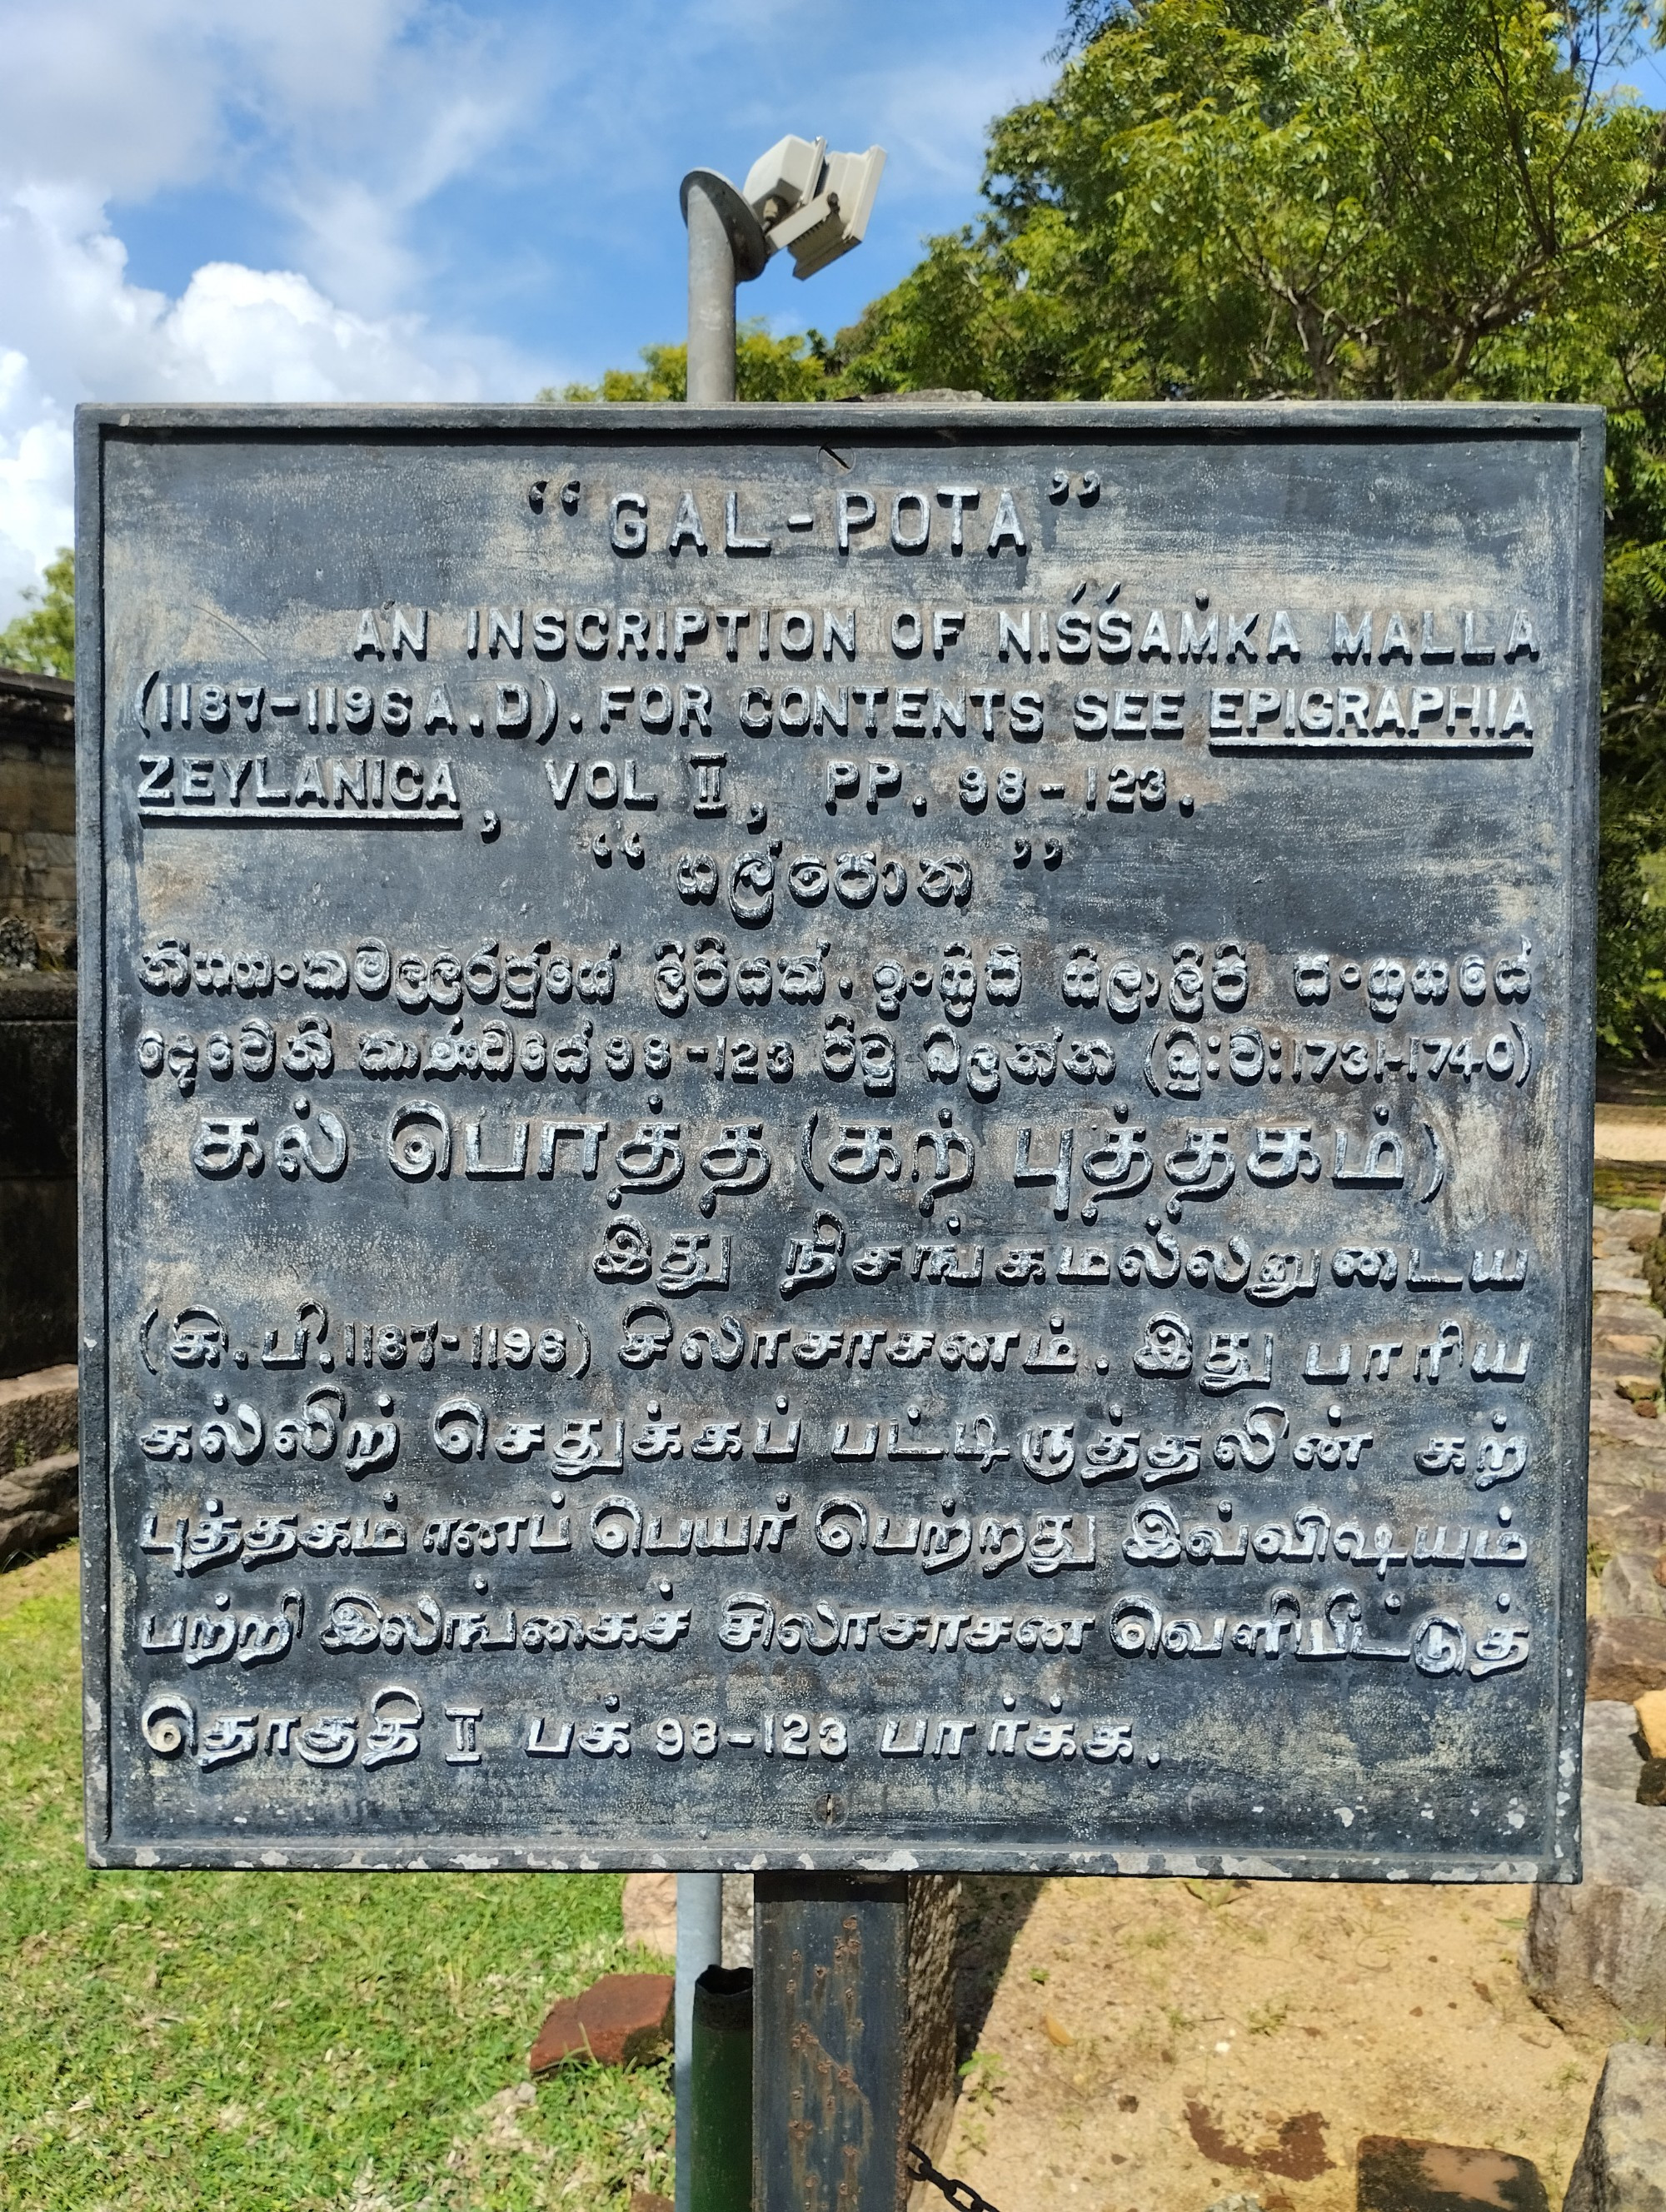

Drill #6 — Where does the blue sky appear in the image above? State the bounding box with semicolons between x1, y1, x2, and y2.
103;1;1063;372
0;0;1061;617
0;1;1660;625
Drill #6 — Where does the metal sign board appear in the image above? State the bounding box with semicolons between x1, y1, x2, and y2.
78;402;1599;1877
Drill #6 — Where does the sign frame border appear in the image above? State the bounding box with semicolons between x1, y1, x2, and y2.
77;400;1602;1879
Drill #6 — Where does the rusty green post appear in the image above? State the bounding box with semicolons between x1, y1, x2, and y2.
691;1964;754;2212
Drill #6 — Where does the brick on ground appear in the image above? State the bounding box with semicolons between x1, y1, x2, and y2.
528;1972;673;2074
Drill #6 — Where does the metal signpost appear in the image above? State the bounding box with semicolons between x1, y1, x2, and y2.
674;135;895;2210
79;400;1600;2208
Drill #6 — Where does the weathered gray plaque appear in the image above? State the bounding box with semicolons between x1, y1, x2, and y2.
78;402;1599;1876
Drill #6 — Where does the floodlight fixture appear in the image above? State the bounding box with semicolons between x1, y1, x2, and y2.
681;134;887;403
738;135;885;278
741;136;828;227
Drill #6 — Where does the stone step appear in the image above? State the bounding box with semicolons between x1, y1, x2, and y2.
1599;1552;1666;1621
0;1449;77;1564
0;1362;78;1566
1564;2043;1666;2212
1588;1617;1666;1702
0;1361;76;1470
1589;1496;1666;1562
1521;1718;1666;2041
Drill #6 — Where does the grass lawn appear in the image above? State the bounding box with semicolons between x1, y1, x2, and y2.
0;1545;674;2212
1594;1161;1666;1207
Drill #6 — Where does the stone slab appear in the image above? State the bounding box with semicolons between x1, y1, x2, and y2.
1590;1291;1662;1321
1562;2041;1666;2212
1354;2134;1547;2212
0;1362;75;1470
1591;1395;1666;1447
1600;1554;1666;1620
1521;1787;1666;2038
1593;1118;1666;1165
1593;1318;1654;1353
1583;1704;1645;1797
1589;1619;1666;1702
0;1451;78;1565
1584;1424;1666;1459
1589;1495;1666;1557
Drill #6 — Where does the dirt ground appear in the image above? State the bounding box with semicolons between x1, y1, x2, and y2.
940;1874;1609;2212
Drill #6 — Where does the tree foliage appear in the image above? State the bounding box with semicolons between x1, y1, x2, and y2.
544;321;835;403
0;547;74;680
1594;264;1666;1049
564;8;1666;1043
836;0;1666;405
827;0;1666;1047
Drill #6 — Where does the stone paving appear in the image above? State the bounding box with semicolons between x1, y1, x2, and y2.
1589;1208;1666;1620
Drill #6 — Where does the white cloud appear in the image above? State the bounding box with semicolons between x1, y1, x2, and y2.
0;0;1064;619
0;186;541;614
158;263;481;403
0;2;555;621
0;0;515;212
0;356;72;613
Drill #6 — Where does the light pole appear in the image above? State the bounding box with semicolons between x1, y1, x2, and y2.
673;1873;724;2212
681;135;886;404
671;129;885;2212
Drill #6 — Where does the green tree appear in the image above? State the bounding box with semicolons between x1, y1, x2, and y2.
833;0;1666;1053
835;0;1666;406
1588;244;1666;1050
544;320;835;403
0;547;74;679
